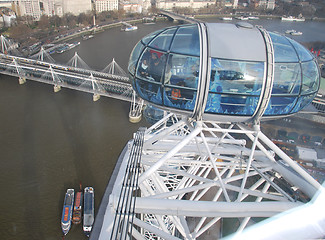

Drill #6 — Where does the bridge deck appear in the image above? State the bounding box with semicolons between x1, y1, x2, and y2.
0;53;134;103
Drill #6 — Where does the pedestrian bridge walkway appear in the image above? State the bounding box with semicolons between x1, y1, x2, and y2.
0;35;143;122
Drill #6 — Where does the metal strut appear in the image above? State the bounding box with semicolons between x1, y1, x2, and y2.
110;128;145;240
1;35;8;54
50;65;61;92
129;91;144;123
13;59;26;84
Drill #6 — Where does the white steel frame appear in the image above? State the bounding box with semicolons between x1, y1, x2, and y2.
102;113;322;240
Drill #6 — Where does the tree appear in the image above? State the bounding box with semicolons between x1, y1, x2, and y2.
77;13;92;26
110;10;119;20
148;6;159;15
38;15;50;30
97;11;110;22
118;9;126;20
315;7;325;17
49;15;62;28
62;13;77;28
10;24;32;42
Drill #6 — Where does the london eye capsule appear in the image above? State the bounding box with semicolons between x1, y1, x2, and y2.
128;22;320;122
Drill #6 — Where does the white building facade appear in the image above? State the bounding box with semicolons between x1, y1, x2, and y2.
14;0;42;20
233;0;238;8
95;0;118;13
62;0;92;15
53;0;63;17
13;0;60;20
259;0;275;10
13;0;92;20
0;0;13;8
121;2;142;13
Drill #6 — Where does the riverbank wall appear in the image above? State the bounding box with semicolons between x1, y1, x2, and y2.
194;13;325;22
52;17;166;44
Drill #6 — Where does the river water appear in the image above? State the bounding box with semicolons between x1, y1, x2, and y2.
0;18;324;240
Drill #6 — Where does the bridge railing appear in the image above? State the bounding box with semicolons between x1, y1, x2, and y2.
0;53;134;102
312;96;325;114
0;33;145;122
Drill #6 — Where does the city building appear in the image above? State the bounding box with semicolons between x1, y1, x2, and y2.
41;0;55;16
61;0;92;15
233;0;238;8
12;0;60;20
221;0;235;8
53;0;62;17
259;0;275;10
95;0;118;13
121;2;142;13
12;0;91;20
0;0;13;8
13;0;43;20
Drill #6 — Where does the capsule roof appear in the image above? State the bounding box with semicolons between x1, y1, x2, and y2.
128;23;320;122
207;23;266;61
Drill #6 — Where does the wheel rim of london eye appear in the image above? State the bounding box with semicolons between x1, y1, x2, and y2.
128;22;320;123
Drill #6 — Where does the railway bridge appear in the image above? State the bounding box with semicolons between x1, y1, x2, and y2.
159;10;199;24
0;36;143;122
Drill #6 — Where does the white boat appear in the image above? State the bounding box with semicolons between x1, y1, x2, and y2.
295;18;305;22
291;31;303;36
68;41;80;50
121;22;138;31
285;29;303;36
236;16;249;20
281;16;305;22
221;17;233;21
285;29;295;34
143;17;156;24
56;41;80;54
124;26;138;31
82;35;94;40
248;16;259;20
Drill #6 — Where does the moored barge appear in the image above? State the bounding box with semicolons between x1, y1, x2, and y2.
83;187;94;237
72;190;83;224
61;188;74;235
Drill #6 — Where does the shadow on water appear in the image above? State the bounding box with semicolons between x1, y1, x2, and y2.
53;91;95;186
21;85;43;239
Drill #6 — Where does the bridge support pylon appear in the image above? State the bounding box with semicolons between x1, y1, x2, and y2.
93;93;100;102
19;77;26;85
129;91;144;123
54;85;61;92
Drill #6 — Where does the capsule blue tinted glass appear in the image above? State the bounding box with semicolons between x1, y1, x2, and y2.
170;25;200;56
128;24;320;121
270;32;298;62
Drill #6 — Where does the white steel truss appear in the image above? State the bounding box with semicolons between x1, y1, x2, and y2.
101;113;323;240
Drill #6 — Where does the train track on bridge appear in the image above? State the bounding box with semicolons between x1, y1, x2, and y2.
0;53;133;100
0;50;144;122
